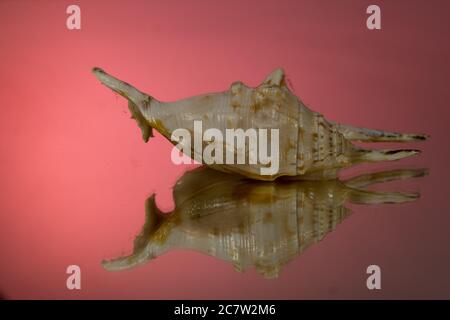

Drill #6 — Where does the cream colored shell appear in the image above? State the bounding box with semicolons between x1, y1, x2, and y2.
93;67;427;180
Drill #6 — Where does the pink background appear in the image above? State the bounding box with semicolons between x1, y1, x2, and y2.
0;0;449;299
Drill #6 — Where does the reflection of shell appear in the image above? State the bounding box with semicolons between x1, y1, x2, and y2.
93;68;428;180
102;167;427;278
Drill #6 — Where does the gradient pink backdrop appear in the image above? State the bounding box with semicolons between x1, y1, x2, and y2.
0;0;449;299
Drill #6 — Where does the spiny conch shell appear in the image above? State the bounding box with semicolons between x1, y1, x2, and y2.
102;166;427;278
92;67;428;181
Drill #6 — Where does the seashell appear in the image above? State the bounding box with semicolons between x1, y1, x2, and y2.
102;166;427;278
93;67;428;180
